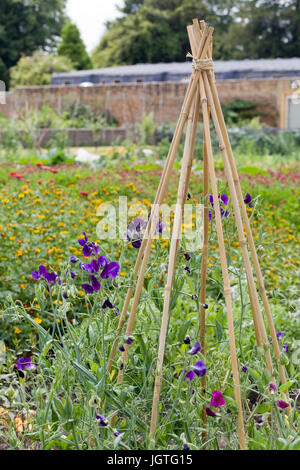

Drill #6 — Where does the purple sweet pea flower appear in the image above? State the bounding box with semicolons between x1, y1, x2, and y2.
193;361;206;377
78;232;99;258
276;330;284;339
210;390;226;408
189;341;201;355
101;262;120;279
205;407;217;417
269;383;276;393
185;370;195;381
276;400;289;410
184;253;191;261
219;193;229;205
16;357;37;372
32;270;41;280
90;275;101;291
81;283;95;294
101;298;114;309
70;255;77;264
184;335;191;345
242;365;248;373
33;265;58;285
96;414;109;426
282;344;288;352
244;193;253;207
118;344;125;352
124;334;134;345
183;442;190;450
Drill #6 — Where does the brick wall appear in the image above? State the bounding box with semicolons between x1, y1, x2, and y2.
0;77;297;128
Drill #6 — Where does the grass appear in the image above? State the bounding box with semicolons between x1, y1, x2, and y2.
0;143;299;450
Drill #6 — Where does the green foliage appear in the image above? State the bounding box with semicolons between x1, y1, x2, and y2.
0;0;67;88
10;52;73;88
0;146;299;449
58;23;92;70
93;0;300;66
139;112;156;144
221;99;260;125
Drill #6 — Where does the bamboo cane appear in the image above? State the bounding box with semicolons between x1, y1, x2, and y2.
115;28;214;383
107;27;213;373
192;21;265;349
150;92;201;439
199;73;247;450
201;71;273;374
206;71;289;390
188;23;209;446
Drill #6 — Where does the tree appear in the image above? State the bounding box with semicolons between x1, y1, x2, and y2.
92;1;212;67
58;22;92;70
93;0;300;66
0;0;67;88
222;0;300;59
10;52;73;88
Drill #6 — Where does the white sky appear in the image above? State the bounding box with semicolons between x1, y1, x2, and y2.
66;0;122;53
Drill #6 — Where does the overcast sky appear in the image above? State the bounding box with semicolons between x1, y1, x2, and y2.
66;0;121;53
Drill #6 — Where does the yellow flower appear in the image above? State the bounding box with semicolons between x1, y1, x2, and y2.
34;317;42;324
14;327;21;334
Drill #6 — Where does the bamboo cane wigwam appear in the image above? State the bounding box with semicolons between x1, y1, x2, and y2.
107;19;290;450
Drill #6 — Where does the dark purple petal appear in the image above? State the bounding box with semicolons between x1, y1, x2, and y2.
81;283;94;294
220;193;229;205
184;253;191;261
131;238;142;249
184;335;191;344
70;256;77;264
101;262;120;279
193;360;206;377
244;193;252;206
210;390;226;408
282;344;288;352
276;400;289;410
269;383;276;393
101;298;114;309
189;341;201;355
39;265;48;277
185;370;195;381
209;194;214;206
16;357;33;371
242;365;248;373
97;256;108;267
82;244;93;257
32;270;41;280
276;330;284;339
205;407;217;417
96;414;108;426
124;334;134;345
90;275;101;291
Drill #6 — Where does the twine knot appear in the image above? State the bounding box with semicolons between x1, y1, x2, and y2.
186;53;214;72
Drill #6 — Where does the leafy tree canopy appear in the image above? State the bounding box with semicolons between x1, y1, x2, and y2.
92;0;300;67
0;0;67;87
58;22;92;70
10;51;73;88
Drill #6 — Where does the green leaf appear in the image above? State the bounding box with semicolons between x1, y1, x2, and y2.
279;380;294;392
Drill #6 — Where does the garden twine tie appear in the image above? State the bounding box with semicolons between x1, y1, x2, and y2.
186;52;214;72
